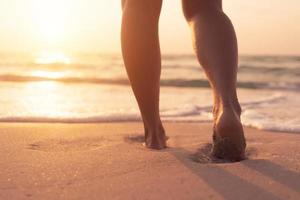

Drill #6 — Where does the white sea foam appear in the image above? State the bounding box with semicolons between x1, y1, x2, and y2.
241;110;300;133
240;93;300;133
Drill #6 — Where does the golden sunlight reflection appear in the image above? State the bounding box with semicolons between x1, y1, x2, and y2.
31;71;65;79
35;52;71;64
23;81;64;116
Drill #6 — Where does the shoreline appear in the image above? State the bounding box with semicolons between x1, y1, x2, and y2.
1;83;299;133
1;121;299;134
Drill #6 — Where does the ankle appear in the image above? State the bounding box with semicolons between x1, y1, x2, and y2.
213;98;241;118
146;124;165;137
144;119;164;134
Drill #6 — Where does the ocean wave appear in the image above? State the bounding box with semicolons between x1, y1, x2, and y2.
0;74;299;90
239;65;300;75
241;110;300;133
0;93;298;133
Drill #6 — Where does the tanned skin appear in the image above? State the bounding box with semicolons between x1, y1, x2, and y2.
121;0;246;161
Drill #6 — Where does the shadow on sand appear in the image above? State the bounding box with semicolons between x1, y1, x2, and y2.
170;146;300;200
125;135;300;200
242;159;300;192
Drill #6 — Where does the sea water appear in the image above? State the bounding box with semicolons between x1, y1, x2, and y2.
0;53;299;133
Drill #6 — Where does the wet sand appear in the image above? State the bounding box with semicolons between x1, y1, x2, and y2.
0;122;299;200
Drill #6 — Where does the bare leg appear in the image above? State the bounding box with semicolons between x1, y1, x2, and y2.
121;0;166;149
182;0;246;161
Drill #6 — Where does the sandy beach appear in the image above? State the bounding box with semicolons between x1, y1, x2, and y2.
0;122;299;200
0;0;299;199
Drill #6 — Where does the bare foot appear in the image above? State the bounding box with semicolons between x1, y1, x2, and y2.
145;124;167;150
212;104;246;162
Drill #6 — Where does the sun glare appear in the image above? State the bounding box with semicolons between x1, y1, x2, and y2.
32;52;70;79
31;71;65;79
35;52;71;64
29;0;72;43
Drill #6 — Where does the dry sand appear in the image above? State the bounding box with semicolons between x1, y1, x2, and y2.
0;122;299;200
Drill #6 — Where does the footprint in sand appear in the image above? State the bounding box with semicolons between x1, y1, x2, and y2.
27;137;116;152
124;135;145;144
124;134;172;148
125;135;258;163
190;143;257;164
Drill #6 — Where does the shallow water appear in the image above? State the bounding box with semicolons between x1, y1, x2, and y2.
0;54;299;133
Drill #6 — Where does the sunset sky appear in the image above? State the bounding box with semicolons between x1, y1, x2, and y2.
0;0;299;55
